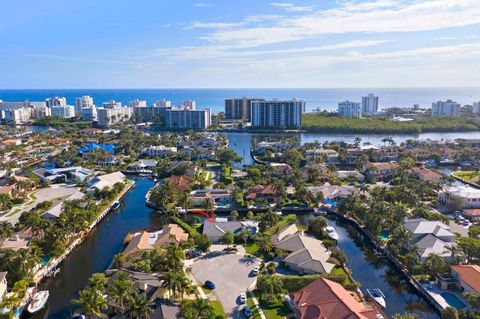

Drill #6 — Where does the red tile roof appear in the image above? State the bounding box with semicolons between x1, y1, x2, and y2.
451;265;480;293
164;175;194;192
245;184;277;199
289;278;380;319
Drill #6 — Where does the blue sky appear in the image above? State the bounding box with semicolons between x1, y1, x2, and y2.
1;0;480;88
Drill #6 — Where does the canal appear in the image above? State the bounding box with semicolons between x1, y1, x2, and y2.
297;214;439;319
26;178;160;319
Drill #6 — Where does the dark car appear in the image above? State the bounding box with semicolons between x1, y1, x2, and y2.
244;306;253;318
204;280;216;289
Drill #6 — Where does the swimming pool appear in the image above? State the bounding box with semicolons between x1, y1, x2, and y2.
441;292;467;309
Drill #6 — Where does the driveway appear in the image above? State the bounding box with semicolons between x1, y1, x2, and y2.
192;251;259;318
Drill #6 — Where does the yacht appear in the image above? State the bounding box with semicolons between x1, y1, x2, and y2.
324;226;339;241
366;288;386;309
27;290;49;313
313;207;327;216
111;201;121;210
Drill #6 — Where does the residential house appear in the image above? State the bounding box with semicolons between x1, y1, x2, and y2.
245;184;279;205
164;175;195;192
78;143;116;155
110;269;169;302
336;171;365;182
403;218;455;262
305;149;340;165
363;162;398;182
123;224;189;261
273;227;335;274
0;228;33;251
144;146;178;158
33;166;94;183
451;265;480;293
272;224;299;245
307;183;361;205
288;278;381;319
410;167;443;183
87;171;126;194
202;219;258;242
0;139;22;147
150;299;181;319
270;163;292;177
439;185;480;209
189;189;233;207
41;191;85;220
0;272;7;302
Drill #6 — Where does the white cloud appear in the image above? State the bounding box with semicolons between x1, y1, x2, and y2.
194;2;211;7
270;2;313;12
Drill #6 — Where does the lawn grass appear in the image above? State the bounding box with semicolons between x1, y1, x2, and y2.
209;300;225;317
246;294;262;319
203;286;214;295
331;267;353;285
255;291;291;319
452;171;480;186
243;242;259;255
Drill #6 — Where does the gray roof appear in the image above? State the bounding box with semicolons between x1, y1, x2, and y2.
203;220;244;238
0;272;7;282
150;299;181;319
414;234;452;258
404;218;452;236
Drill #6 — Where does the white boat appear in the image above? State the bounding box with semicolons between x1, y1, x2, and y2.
324;226;339;241
111;201;121;210
366;288;386;309
27;290;49;313
313;207;327;216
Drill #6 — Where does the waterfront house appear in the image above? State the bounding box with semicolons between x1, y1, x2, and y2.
0;228;33;251
270;163;292;177
305;149;340;165
164;175;195;192
372;146;399;162
202;219;258;243
109;269;169;302
245;184;279;206
439;185;480;209
129;159;158;171
143;145;178;158
0;272;7;302
345;148;365;165
123;224;189;262
41;191;85;220
78;143;116;155
410;166;443;183
288;277;381;319
33;166;94;184
450;265;480;293
403;218;455;262
307;183;361;204
189;189;233;207
363;162;398;182
150;299;181;319
87;171;126;193
336;170;365;182
0;138;22;147
273;229;334;274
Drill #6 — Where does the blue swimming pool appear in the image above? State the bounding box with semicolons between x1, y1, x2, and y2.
441;292;467;309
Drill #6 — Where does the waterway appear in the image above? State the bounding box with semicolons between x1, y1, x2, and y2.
225;131;480;166
296;214;439;319
25;178;160;319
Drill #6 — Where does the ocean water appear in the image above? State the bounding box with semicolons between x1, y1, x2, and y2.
1;88;479;113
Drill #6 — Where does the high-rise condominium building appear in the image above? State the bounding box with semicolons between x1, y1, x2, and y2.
97;106;133;127
338;101;362;117
251;99;304;128
128;99;147;108
46;96;67;107
472;101;480;116
225;97;264;121
361;94;379;115
432;100;460;117
51;105;75;119
75;96;94;113
165;108;211;130
182;99;196;110
153;99;172;107
102;100;122;109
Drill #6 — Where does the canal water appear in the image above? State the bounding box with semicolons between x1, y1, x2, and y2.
26;178;160;319
296;214;439;319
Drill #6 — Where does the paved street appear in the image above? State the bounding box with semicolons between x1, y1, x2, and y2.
191;251;259;318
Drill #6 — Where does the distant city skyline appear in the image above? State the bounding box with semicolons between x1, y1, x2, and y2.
1;0;480;88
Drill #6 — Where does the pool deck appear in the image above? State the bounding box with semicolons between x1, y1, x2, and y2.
422;284;467;310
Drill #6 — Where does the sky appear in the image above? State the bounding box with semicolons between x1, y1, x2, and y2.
1;0;480;88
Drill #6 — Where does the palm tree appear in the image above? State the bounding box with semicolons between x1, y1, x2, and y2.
165;245;185;271
88;273;108;292
423;253;448;279
0;221;13;239
126;292;152;319
443;242;462;264
192;297;214;318
108;272;135;315
256;235;273;255
165;271;189;299
259;275;284;304
72;286;107;319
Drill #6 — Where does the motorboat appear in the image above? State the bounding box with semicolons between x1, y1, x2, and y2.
366;288;386;309
111;201;121;210
27;290;49;313
324;226;339;241
313;207;327;216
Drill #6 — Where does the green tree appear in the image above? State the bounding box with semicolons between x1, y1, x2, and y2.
126;292;152;319
308;216;328;237
220;231;234;248
258;275;284;304
181;297;215;319
107;272;135;315
392;314;420;319
441;307;459;319
165;270;190;299
72;286;108;319
230;210;239;221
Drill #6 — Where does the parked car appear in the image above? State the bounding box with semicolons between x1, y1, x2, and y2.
239;292;247;304
192;248;203;256
204;280;216;290
252;266;260;276
244;306;253;318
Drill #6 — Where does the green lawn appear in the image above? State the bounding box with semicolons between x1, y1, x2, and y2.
246;295;262;319
210;300;225;317
257;294;290;319
331;267;353;285
452;171;480;186
243;243;259;255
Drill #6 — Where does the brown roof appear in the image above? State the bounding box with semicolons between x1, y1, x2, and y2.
368;162;398;171
164;175;194;192
0;185;13;195
246;184;276;199
410;167;442;181
289;278;380;319
463;209;480;217
124;224;188;256
0;139;20;146
451;265;480;293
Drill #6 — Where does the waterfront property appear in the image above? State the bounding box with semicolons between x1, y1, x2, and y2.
202;219;258;242
439;185;480;209
287;277;382;319
450;265;480;294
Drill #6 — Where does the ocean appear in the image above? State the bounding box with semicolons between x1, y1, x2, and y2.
0;88;479;114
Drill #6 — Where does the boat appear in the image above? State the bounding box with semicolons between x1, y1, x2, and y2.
313;207;327;216
366;288;386;309
324;226;339;241
111;201;121;210
27;290;49;313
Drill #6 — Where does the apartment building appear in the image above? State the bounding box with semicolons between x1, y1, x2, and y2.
362;93;379;114
432;100;460;117
165;108;211;130
224;97;263;121
338;100;362;117
251;99;304;128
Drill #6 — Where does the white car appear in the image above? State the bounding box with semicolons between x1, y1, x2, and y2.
252;266;260;276
239;292;247;304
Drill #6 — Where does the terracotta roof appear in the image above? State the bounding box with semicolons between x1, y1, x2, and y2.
164;175;194;192
124;224;188;256
368;162;398;171
0;185;13;195
289;278;379;319
410;167;442;181
246;184;276;199
451;265;480;293
0;139;20;146
463;209;480;217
